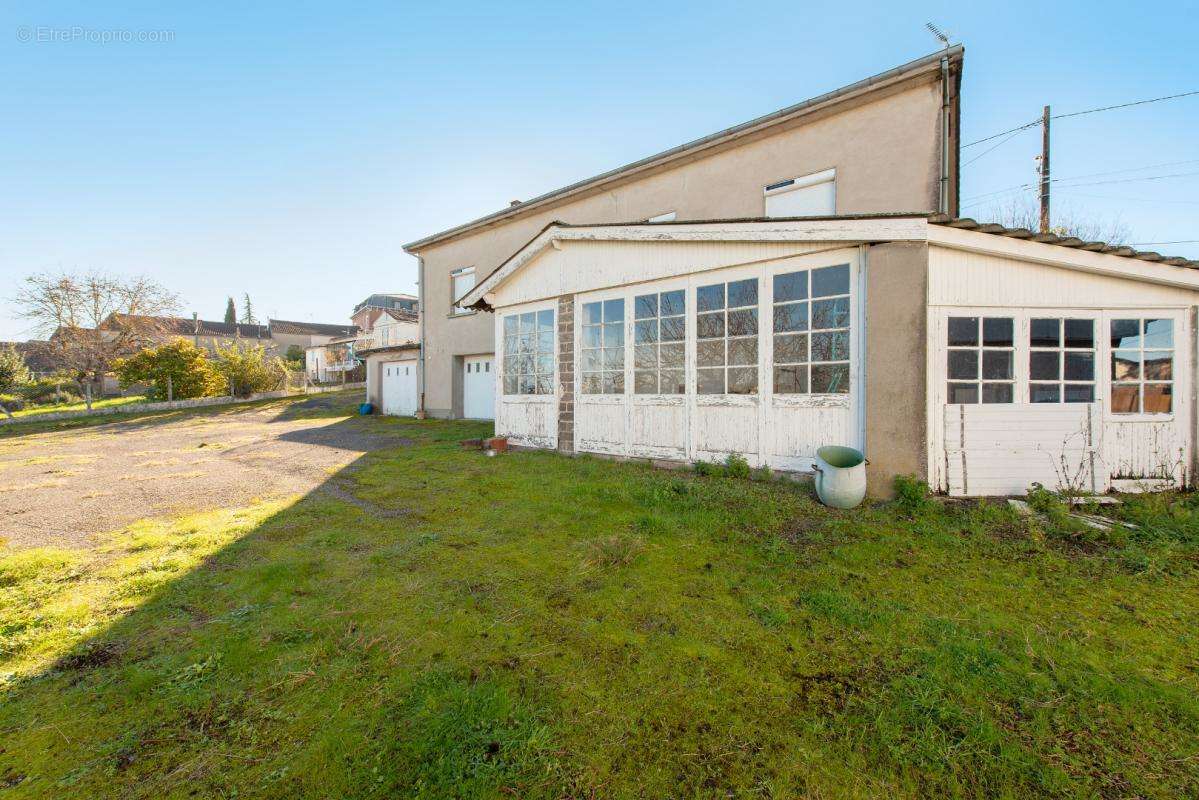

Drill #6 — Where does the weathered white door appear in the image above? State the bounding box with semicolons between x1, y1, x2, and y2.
381;361;418;417
463;355;495;420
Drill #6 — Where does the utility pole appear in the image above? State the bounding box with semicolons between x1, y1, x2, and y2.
1039;105;1051;233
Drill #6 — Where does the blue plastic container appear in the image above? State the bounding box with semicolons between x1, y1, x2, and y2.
358;402;374;416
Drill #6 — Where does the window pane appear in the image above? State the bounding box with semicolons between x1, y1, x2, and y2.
947;350;978;380
536;355;554;375
634;344;656;369
774;334;808;364
1111;384;1139;413
581;372;601;394
538;331;554;352
727;309;758;337
660;317;685;342
660;343;684;368
1064;319;1094;349
1064;384;1094;403
812;297;849;329
582;326;601;348
519;374;535;394
1030;351;1059;380
774;271;808;303
602;348;622;370
774;302;808;333
520;312;537;332
812;264;849;297
660;290;685;317
603;298;624;323
535;375;554;395
948;317;979;347
982;350;1013;380
634;294;657;320
660;370;685;394
504;335;518;358
728;337;757;366
634;320;657;344
727;279;758;308
812;363;849;394
503;374;518;394
697;312;724;339
503;316;518;335
1143;383;1172;413
602;325;622;349
583;302;601;325
697;339;725;367
1110;319;1140;349
948;382;978;404
774;364;808;394
983;318;1013;347
1144;352;1172;381
1064;352;1094;381
697;368;724;394
537;310;555;330
982;383;1013;403
812;331;849;362
1030;383;1060;403
602;372;624;395
727;367;758;395
634;370;657;394
1030;318;1060;348
697;284;725;312
1143;318;1173;348
581;350;601;371
1112;351;1140;381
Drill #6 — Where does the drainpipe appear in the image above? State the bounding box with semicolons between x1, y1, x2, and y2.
939;54;951;215
415;255;427;419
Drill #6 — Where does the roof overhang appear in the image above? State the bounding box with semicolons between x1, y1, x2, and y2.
458;214;930;310
403;46;962;253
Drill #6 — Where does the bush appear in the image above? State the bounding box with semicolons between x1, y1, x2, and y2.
724;453;751;479
0;344;30;394
693;460;719;477
20;378;82;406
214;343;288;398
113;339;225;400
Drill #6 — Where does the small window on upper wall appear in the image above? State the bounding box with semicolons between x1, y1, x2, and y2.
646;211;676;223
1029;318;1095;403
1111;318;1174;414
946;316;1015;404
451;267;476;315
764;168;835;217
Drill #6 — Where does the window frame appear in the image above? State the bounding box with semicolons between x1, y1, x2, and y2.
945;315;1017;405
632;287;687;397
763;168;836;217
1028;316;1097;405
500;306;556;397
450;267;476;316
1109;316;1176;417
695;276;761;396
580;297;627;396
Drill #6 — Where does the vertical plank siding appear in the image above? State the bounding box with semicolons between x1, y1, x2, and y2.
929;245;1199;495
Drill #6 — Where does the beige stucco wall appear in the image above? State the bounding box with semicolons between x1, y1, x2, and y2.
413;76;946;417
864;241;928;497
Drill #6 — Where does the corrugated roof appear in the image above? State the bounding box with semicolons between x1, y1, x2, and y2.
268;319;359;337
928;214;1198;269
403;46;963;252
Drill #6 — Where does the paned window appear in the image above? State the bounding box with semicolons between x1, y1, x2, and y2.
1029;318;1095;403
581;299;625;394
633;290;685;394
1111;318;1173;413
772;264;850;394
696;278;759;395
502;309;554;394
947;316;1015;403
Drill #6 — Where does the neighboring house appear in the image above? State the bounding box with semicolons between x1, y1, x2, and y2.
101;313;270;352
1;340;59;378
403;47;964;422
351;293;419;332
305;334;359;383
267;319;359;358
459;214;1199;497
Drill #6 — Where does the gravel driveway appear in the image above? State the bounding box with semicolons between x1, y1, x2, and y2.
0;394;410;550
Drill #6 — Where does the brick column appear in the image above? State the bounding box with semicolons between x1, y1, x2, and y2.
557;295;575;454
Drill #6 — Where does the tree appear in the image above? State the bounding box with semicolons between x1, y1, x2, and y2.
0;345;31;419
224;297;237;325
985;197;1131;244
284;345;305;369
213;342;287;397
113;338;226;400
240;293;258;325
15;271;179;387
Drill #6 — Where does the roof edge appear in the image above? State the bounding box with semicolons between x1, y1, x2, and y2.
403;46;963;253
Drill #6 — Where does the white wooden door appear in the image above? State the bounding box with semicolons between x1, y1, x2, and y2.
463;355;495;419
381;361;418;417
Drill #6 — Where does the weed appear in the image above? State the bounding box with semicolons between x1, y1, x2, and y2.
893;475;934;517
724;453;751;479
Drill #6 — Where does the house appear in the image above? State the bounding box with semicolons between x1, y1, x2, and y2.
1;340;59;378
403;47;964;423
351;293;419;332
457;214;1198;497
355;309;421;414
266;319;359;360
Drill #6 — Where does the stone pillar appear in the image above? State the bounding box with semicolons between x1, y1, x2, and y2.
557;295;575;454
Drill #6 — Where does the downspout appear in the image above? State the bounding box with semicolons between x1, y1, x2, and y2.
938;54;950;215
416;255;427;419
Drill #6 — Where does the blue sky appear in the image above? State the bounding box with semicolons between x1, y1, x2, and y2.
2;1;1196;340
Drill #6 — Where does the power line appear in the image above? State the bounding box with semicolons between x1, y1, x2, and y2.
962;161;1199;205
960;127;1029;167
1127;240;1199;246
963;89;1199;148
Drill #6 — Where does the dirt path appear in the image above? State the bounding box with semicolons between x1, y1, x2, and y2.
0;393;410;550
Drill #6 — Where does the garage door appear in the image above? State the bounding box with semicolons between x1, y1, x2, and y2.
381;361;418;417
463;355;495;420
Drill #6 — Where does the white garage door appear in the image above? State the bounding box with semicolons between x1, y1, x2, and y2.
463;355;495;420
381;360;418;417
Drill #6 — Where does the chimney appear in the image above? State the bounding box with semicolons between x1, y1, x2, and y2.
509;199;521;207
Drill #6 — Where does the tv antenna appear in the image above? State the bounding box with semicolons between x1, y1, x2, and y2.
926;22;952;49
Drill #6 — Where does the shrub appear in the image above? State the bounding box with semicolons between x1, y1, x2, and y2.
114;339;225;400
20;378;81;406
724;453;751;479
893;475;934;516
0;344;30;394
693;460;719;477
214;343;288;398
751;465;774;482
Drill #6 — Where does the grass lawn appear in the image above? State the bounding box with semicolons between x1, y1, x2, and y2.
2;413;1198;798
10;394;148;418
